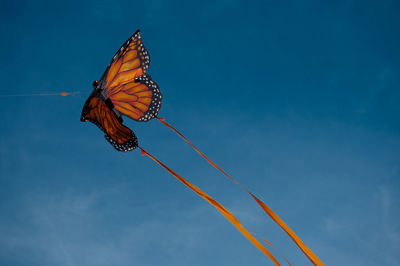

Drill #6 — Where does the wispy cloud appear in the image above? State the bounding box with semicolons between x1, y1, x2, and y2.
318;186;400;266
0;187;223;266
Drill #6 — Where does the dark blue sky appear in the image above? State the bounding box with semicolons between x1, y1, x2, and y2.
1;0;399;265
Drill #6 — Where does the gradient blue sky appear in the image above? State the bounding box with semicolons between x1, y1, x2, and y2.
1;0;399;265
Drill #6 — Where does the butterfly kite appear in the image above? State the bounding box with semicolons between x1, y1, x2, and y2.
80;30;324;265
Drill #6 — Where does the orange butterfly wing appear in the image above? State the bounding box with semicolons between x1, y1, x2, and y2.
99;30;162;122
80;94;138;152
108;74;162;121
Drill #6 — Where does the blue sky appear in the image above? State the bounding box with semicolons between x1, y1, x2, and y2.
1;0;399;265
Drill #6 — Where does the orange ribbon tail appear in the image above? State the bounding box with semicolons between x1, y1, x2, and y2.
157;117;324;265
139;147;280;265
256;234;292;266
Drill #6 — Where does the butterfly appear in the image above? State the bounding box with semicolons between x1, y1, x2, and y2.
81;30;162;152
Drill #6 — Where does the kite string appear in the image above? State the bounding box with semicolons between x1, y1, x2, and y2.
138;146;281;265
0;91;80;97
157;117;324;266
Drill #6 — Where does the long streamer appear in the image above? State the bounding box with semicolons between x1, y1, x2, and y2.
139;147;280;265
262;238;291;266
157;117;324;265
251;232;291;266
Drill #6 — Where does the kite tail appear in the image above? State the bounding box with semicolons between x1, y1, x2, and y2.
157;117;324;266
252;232;292;266
139;146;281;265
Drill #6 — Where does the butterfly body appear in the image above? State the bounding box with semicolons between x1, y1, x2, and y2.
81;30;162;152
